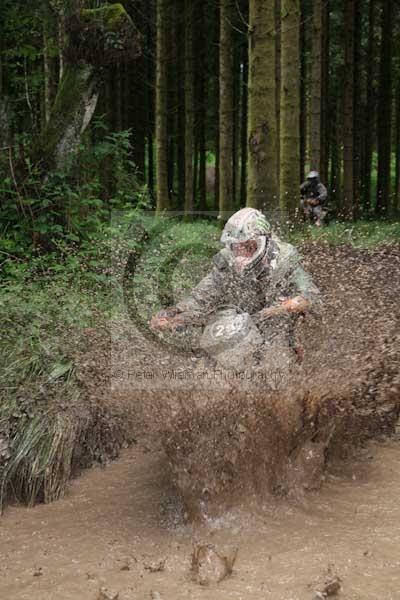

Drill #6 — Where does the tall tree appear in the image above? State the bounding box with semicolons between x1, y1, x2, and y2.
155;0;169;212
352;0;362;216
232;32;241;208
196;0;207;210
320;1;330;184
41;4;57;126
299;0;307;182
279;0;300;214
240;35;248;207
184;0;194;214
361;0;377;211
176;7;186;208
167;3;176;200
125;0;146;180
247;0;278;211
342;0;355;218
213;0;220;211
145;1;155;196
396;79;400;212
219;0;234;214
376;0;393;215
275;0;281;180
43;27;53;125
310;0;322;173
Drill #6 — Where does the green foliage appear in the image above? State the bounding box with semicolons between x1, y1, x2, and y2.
0;123;151;257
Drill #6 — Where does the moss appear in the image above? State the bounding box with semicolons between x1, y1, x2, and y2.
36;63;98;170
65;3;141;68
80;3;127;32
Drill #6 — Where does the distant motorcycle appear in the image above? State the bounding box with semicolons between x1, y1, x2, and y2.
301;198;327;227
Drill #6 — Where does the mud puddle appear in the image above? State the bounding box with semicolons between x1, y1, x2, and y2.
1;439;400;600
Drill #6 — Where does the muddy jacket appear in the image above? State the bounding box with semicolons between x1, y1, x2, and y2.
300;180;328;205
176;236;320;323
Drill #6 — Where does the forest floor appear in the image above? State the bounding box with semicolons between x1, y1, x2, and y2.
1;221;400;598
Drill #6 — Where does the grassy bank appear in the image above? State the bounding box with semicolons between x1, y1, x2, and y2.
0;225;120;508
1;216;399;509
289;220;400;247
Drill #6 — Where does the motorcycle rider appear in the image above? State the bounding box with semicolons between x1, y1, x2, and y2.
150;208;320;366
300;171;328;227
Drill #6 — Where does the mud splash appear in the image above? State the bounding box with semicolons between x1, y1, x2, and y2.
59;243;400;521
147;244;400;518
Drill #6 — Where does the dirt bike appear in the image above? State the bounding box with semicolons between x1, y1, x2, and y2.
302;198;327;226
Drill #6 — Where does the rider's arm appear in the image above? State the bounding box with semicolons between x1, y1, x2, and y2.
288;265;321;310
257;248;320;321
174;268;225;325
151;258;226;330
300;181;308;197
316;182;328;205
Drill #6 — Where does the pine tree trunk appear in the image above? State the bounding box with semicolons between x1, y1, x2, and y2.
247;0;279;211
0;47;11;148
155;0;169;212
396;80;400;213
299;0;307;183
310;0;322;172
43;31;52;125
58;9;65;81
126;1;146;180
176;6;186;208
330;65;344;213
275;0;281;182
353;0;362;216
320;1;329;185
133;57;146;179
145;2;155;195
232;36;241;209
99;71;115;202
342;0;355;219
334;93;343;212
197;0;207;211
240;37;248;207
362;0;376;212
184;0;194;215
376;0;393;215
213;0;220;211
193;134;198;205
279;0;300;215
330;110;339;208
42;6;57;127
219;0;234;214
167;15;175;201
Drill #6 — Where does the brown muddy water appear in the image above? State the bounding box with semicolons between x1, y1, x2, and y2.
2;438;400;600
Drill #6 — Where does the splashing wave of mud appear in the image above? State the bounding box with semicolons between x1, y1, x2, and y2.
145;244;400;520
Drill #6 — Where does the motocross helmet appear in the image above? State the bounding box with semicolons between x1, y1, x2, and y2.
220;208;271;275
307;170;320;181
